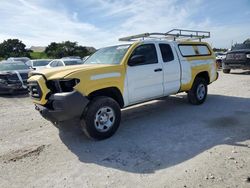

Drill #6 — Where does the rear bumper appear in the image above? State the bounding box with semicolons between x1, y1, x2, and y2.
35;91;89;123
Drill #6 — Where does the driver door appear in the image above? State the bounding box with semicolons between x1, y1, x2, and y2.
126;43;164;104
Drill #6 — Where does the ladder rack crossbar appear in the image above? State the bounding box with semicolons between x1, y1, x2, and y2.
119;29;210;42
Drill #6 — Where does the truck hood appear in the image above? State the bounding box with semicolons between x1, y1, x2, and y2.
0;69;30;75
29;64;117;80
228;49;250;54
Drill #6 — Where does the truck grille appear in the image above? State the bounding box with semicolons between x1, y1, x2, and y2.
7;74;19;81
7;73;28;84
20;73;28;80
28;82;42;99
226;53;245;60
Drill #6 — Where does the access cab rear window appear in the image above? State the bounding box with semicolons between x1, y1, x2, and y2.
178;44;211;57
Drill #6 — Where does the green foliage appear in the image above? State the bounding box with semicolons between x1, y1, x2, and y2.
45;41;94;58
0;39;96;60
30;52;48;59
0;39;30;59
212;48;228;52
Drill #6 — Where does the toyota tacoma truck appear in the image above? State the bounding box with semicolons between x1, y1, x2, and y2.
28;30;218;140
222;39;250;73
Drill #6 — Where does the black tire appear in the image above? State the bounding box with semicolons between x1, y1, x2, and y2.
187;77;207;105
80;97;121;140
223;69;231;74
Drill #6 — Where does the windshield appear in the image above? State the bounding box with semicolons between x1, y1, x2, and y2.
13;58;29;63
63;60;83;66
0;63;29;71
232;43;250;50
84;45;130;65
33;60;51;66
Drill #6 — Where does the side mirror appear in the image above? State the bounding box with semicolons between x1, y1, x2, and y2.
29;66;35;70
128;55;145;66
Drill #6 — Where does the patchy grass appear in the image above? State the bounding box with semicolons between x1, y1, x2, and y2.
30;52;48;59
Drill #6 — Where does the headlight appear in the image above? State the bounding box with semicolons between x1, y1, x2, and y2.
0;75;7;84
47;79;80;93
59;79;80;92
0;78;7;84
246;54;250;58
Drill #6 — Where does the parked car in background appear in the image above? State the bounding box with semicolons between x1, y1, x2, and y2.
7;57;30;64
215;52;226;68
0;61;30;94
46;59;83;68
222;42;250;73
26;59;51;70
82;56;89;62
0;60;9;63
61;56;81;59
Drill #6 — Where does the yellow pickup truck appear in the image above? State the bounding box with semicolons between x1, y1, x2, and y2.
28;29;218;140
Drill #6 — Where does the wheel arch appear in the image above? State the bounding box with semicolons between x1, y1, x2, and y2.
87;87;124;108
195;71;210;84
180;70;210;92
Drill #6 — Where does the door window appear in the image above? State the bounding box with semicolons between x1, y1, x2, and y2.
50;61;58;67
159;44;174;62
57;61;64;67
130;44;158;65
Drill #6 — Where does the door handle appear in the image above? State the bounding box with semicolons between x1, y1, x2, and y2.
154;68;162;72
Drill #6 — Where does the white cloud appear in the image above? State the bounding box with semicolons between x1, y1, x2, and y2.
72;12;78;21
0;0;248;49
207;24;250;48
0;0;109;47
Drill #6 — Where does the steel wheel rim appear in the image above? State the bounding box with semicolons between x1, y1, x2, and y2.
94;106;115;132
197;84;206;100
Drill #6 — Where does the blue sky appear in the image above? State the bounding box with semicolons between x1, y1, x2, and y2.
0;0;249;48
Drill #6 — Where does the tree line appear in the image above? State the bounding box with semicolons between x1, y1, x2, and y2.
0;39;96;60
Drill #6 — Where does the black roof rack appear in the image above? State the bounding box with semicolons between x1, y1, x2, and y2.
119;29;210;42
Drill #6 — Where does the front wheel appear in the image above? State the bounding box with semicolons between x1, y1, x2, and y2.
187;77;208;105
80;97;121;140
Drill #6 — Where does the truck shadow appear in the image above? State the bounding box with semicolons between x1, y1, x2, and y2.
58;94;250;174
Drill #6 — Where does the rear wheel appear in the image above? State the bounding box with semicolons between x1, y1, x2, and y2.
188;77;207;105
81;97;121;140
223;69;231;74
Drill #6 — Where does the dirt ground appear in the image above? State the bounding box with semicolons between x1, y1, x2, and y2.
0;70;250;188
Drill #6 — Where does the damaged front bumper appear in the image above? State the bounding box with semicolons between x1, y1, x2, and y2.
223;60;250;70
35;91;89;123
0;83;28;94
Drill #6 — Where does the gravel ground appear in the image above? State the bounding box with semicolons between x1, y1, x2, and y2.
0;70;250;188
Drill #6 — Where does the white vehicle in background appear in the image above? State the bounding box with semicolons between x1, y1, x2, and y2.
82;56;89;62
7;57;30;64
215;52;226;68
215;52;226;60
46;59;83;68
26;59;52;70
